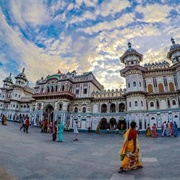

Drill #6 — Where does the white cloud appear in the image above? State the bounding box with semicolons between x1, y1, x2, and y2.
96;0;131;17
0;9;72;84
68;11;96;25
136;3;172;23
10;0;51;27
75;0;98;7
78;13;135;34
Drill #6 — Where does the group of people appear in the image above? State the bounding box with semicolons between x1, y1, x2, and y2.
146;121;178;138
20;115;30;133
161;121;178;137
39;120;79;142
1;114;7;125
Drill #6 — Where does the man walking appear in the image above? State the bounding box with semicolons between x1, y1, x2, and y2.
73;121;79;141
25;116;30;133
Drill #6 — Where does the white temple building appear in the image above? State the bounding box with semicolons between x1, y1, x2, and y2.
0;38;180;131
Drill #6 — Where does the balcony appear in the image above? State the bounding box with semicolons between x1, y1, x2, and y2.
32;91;75;100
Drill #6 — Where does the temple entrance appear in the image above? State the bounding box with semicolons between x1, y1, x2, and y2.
117;120;126;130
99;118;108;130
44;105;54;123
109;118;117;129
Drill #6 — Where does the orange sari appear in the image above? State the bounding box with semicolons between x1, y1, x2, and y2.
119;129;142;171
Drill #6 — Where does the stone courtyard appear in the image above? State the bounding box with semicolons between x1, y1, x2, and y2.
0;122;180;180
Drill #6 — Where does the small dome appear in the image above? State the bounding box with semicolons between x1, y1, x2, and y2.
15;68;27;81
3;73;13;84
125;42;137;53
170;38;180;50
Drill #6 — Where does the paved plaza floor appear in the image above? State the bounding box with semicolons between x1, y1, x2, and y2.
0;122;180;180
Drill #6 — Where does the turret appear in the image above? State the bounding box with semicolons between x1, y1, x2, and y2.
120;42;143;67
167;38;180;64
3;73;14;88
120;42;147;111
15;68;28;86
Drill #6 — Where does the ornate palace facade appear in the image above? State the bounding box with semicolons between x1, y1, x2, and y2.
0;38;180;131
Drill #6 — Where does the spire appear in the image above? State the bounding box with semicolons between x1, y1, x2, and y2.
22;68;25;73
128;42;132;49
171;38;175;45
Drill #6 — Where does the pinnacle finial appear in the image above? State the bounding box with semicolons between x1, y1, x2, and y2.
171;38;175;45
22;68;25;73
128;42;131;49
9;73;12;77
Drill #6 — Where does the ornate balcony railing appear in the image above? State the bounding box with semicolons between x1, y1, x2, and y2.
32;91;75;98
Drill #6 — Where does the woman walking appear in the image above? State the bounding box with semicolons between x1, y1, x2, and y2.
58;122;64;142
173;121;178;137
152;123;158;138
118;121;143;173
146;124;152;137
52;121;57;141
73;121;79;141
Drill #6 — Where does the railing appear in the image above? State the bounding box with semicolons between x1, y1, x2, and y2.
32;91;75;98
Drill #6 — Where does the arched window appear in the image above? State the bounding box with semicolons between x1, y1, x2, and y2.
47;86;50;93
51;86;54;92
67;104;70;112
82;107;86;113
133;81;136;87
141;101;143;107
74;107;78;113
129;102;131;107
58;103;62;111
119;103;125;112
62;85;65;91
150;102;154;107
55;85;58;91
110;103;116;112
38;103;41;110
148;84;153;93
101;104;107;113
169;82;175;92
128;83;130;88
158;83;164;93
172;100;176;105
135;101;138;107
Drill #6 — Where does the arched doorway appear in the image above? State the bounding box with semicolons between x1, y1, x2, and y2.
99;118;108;130
119;103;125;112
110;104;116;112
44;105;54;123
117;117;126;130
101;104;107;113
109;118;117;129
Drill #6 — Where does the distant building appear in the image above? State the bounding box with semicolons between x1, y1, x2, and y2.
0;38;180;131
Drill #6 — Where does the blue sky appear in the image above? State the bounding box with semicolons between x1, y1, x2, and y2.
0;0;180;89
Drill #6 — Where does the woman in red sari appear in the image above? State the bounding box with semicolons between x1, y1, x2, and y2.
119;121;143;173
152;123;158;138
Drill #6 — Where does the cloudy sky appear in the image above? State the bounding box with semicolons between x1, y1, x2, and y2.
0;0;179;89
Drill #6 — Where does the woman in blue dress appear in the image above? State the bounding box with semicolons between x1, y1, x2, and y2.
173;121;178;137
58;122;64;142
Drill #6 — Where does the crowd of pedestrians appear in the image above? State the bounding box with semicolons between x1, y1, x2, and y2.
146;121;178;138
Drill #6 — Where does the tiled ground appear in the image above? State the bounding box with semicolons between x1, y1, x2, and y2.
0;121;180;180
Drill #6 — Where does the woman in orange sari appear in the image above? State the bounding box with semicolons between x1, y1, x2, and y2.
118;121;143;173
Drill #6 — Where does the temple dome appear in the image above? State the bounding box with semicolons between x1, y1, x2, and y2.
125;42;137;53
3;73;13;84
15;68;27;81
170;38;180;50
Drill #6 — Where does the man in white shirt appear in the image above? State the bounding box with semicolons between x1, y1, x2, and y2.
73;121;79;141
